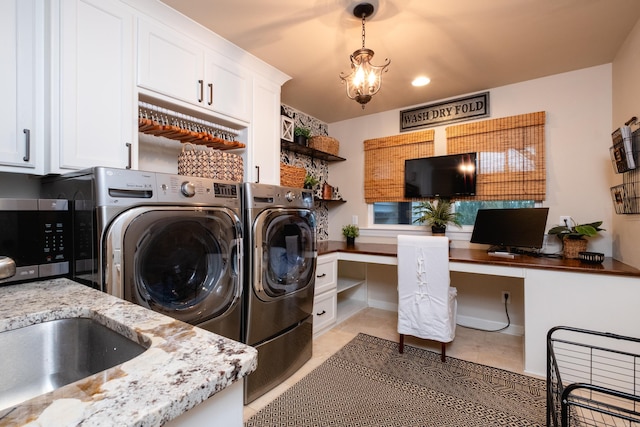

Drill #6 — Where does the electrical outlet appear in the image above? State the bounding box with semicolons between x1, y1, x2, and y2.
559;216;571;227
501;291;511;304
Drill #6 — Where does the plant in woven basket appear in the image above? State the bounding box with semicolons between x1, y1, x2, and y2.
548;219;605;240
412;198;462;235
548;219;605;259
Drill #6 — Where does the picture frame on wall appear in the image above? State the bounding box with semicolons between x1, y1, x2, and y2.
281;115;294;142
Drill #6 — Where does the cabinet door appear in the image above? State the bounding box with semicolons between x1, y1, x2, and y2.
138;18;204;107
205;50;252;122
0;0;43;173
53;0;135;172
248;76;281;184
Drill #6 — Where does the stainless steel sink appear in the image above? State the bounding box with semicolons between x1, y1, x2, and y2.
0;317;150;411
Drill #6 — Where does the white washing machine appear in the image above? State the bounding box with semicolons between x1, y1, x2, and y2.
42;167;243;341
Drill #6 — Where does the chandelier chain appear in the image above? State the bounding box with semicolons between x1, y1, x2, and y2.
361;14;366;49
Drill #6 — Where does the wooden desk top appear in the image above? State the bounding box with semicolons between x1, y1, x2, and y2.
317;240;640;278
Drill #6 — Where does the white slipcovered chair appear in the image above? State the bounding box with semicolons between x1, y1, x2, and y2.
397;235;457;362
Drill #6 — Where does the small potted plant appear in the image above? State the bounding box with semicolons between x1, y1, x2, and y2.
342;224;359;246
548;219;605;259
294;127;311;146
303;174;319;190
412;198;462;235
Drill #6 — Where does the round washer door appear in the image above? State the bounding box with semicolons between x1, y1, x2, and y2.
253;208;316;301
120;207;241;324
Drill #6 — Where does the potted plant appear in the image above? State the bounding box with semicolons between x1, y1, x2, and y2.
548;219;605;259
303;174;319;190
342;224;359;246
412;198;462;235
294;127;311;146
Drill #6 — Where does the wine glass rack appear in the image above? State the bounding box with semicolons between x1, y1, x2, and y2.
138;101;245;150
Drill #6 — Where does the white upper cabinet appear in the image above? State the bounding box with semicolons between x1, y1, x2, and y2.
248;76;282;185
205;50;252;123
137;18;252;123
0;0;44;174
137;18;203;109
49;0;136;173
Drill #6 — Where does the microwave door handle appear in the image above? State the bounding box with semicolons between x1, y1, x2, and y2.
0;257;16;280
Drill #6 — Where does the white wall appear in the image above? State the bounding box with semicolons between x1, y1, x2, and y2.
327;65;615;331
612;18;640;269
328;64;614;257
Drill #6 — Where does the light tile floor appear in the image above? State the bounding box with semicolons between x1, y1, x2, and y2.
243;308;527;422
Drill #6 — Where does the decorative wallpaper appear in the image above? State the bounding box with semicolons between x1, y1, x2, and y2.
280;104;331;241
281;105;328;138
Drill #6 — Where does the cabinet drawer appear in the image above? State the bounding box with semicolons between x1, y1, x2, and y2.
313;292;337;335
315;256;337;294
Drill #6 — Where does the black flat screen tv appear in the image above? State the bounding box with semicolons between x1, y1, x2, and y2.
404;153;477;198
470;207;549;250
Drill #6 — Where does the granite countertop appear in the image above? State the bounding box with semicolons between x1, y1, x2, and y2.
0;278;257;426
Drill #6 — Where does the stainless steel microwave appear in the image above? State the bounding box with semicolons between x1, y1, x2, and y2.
0;199;70;285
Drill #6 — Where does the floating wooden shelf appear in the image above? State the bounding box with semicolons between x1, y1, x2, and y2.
281;140;345;162
315;198;346;203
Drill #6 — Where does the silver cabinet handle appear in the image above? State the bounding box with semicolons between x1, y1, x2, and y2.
197;79;204;102
23;129;30;162
126;143;132;169
207;83;213;105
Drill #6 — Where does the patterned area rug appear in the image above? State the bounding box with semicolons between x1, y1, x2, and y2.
246;333;546;426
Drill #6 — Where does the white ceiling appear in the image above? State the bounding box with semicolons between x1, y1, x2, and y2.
159;0;640;124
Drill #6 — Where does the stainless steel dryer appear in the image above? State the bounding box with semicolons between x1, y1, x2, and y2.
242;183;316;404
42;167;243;341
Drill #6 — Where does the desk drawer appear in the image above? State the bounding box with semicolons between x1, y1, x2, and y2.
313;291;337;335
315;256;337;294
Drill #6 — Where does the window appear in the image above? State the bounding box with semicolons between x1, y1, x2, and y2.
368;112;545;227
373;200;536;226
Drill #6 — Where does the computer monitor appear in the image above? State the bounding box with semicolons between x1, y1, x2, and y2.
470;208;549;253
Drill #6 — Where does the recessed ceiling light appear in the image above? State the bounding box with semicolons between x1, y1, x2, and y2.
412;76;431;87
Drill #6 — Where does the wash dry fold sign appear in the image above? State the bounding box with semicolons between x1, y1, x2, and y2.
400;92;490;132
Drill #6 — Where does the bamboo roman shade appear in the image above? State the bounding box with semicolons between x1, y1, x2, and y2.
446;111;546;201
364;130;435;203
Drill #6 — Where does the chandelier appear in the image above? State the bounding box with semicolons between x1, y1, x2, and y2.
339;2;390;108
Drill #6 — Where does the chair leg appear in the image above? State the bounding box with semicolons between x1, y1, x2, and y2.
399;334;404;354
440;342;446;362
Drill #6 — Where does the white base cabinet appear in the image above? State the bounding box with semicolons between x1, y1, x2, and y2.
336;261;367;324
313;253;338;336
314;254;368;336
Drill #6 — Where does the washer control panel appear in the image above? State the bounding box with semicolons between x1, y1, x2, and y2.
155;173;240;207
